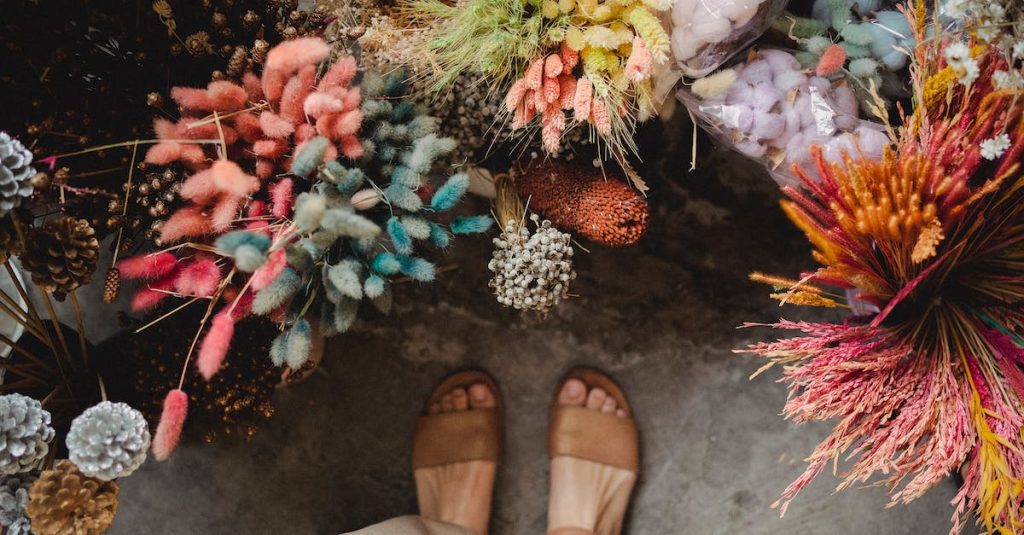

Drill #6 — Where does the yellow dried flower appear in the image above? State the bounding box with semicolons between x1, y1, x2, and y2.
624;6;669;62
749;272;824;293
911;218;944;263
770;291;841;308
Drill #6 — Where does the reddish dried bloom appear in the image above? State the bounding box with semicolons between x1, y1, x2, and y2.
515;160;648;247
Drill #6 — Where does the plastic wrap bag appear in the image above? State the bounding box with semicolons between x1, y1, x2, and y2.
679;48;890;186
671;0;789;79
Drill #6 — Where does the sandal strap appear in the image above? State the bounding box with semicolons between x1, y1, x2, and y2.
548;405;639;472
413;409;502;469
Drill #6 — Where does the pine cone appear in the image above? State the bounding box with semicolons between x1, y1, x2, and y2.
21;217;99;301
0;394;55;475
0;132;36;218
25;460;118;535
66;402;150;481
102;268;120;304
0;473;37;535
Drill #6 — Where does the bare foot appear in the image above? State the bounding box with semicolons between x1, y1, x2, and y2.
548;378;636;535
414;383;497;535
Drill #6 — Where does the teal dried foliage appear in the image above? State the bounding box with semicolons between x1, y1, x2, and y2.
257;70;491;360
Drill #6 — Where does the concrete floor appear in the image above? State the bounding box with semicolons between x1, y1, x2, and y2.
100;118;958;534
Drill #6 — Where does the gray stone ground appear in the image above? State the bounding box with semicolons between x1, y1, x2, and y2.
62;115;958;534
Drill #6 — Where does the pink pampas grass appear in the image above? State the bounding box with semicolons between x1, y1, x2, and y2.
259;111;295;139
197;311;234;380
152;389;188;461
625;37;654;82
118;252;178;279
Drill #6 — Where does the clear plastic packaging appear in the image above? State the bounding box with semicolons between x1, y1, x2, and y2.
671;0;789;79
679;48;890;186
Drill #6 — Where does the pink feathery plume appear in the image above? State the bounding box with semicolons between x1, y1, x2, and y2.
573;77;593;121
161;206;214;243
304;92;344;118
130;272;178;312
197;311;235;380
541;110;565;154
250;248;287;291
153;118;180;139
152;389;188;461
544;54;563;78
210;159;258;197
171;87;214;111
334;110;363;138
816;44;847;76
253;139;289;159
558;76;577;110
259;111;295;139
211;195;242;232
248;200;267;217
117;252;179;279
505;79;528;113
590;98;611;137
180;168;218;202
207;81;247;110
543;76;560;104
270;179;293;218
145;142;182;165
318;55;357;90
179;144;207;167
174;259;222;297
242;72;264;102
279;65;317;125
339;88;361;112
625;37;654;82
295;123;317;143
339;136;363;159
560;41;579;70
262;69;289;103
264;36;330;75
533;86;547;113
255;159;276;180
233;112;263;142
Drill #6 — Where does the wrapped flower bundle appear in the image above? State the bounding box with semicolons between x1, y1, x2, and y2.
743;4;1024;530
405;0;675;159
115;37;490;460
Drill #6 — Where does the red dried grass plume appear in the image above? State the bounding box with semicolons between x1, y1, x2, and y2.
152;389;188;461
514;160;648;247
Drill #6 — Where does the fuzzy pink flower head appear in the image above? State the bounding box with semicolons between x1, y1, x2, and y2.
210;159;258;198
545;54;564;78
816;44;847;76
265;37;330;75
152;389;188;461
117;252;178;280
505;79;529;113
197;311;235;380
625;37;654;82
526;58;545;91
174;259;222;297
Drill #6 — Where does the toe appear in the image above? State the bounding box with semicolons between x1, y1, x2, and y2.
586;387;607;410
428;403;441;415
441;393;455;412
600;395;617;413
558;378;587;406
616;408;628;418
469;383;496;409
451;387;469;411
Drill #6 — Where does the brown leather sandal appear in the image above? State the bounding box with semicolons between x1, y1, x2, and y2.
413;370;504;470
549;367;639;472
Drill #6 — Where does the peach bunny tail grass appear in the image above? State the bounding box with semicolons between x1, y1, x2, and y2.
152;389;188;461
197;311;235;380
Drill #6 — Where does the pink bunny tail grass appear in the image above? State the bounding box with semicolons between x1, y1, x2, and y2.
253;139;289;159
573;77;593;121
210;159;258;197
259;111;295;139
174;259;222;297
153;118;180;139
207;81;247;110
265;37;330;74
171;87;214;111
161;206;213;243
270;179;294;218
234;112;263;143
179;144;207;168
145;142;182;165
319;55;358;90
625;37;654;82
117;252;178;279
339;136;363;159
560;41;579;70
334;110;363;137
152;389;188;461
526;58;545;91
280;65;317;124
211;195;242;232
248;200;267;218
243;72;264;102
295;123;317;143
262;68;289;103
340;88;361;112
250;248;287;291
544;54;564;77
130;272;178;312
180;168;218;202
255;159;276;179
197;311;235;380
304;92;344;118
816;44;846;76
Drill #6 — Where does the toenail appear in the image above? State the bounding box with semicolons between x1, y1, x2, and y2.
566;380;584;398
471;385;487;401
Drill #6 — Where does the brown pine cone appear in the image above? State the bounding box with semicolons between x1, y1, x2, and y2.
103;268;121;304
25;460;120;535
21;217;99;301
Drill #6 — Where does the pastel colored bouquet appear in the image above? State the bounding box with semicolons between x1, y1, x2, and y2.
115;37;490;461
742;1;1024;531
405;0;674;161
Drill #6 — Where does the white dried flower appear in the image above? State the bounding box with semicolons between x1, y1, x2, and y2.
980;133;1011;160
488;215;576;315
993;69;1024;89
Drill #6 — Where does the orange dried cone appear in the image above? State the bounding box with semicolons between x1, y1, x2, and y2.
514;160;648;247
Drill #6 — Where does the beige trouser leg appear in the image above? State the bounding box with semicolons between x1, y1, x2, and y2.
344;515;476;535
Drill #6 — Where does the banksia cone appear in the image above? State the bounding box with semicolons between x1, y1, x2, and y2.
514;160;648;247
102;268;121;304
21;217;99;300
25;460;119;535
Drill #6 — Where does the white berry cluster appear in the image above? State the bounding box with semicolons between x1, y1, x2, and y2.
488;215;576;315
